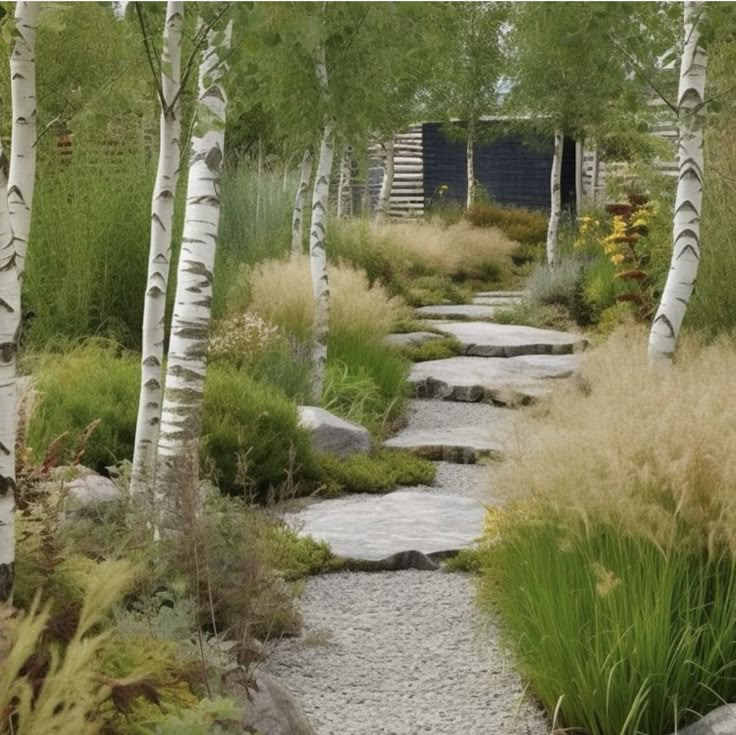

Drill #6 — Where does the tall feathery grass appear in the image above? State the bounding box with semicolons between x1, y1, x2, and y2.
479;328;736;734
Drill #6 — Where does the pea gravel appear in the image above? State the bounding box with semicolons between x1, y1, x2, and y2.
265;571;548;735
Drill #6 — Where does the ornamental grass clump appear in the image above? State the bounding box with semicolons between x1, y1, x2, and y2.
479;328;736;734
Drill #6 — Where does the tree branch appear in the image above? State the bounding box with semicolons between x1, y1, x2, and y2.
135;2;167;111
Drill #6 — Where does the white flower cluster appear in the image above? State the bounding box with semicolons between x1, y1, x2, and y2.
209;312;281;363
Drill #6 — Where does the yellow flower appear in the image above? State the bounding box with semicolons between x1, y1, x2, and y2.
611;253;625;266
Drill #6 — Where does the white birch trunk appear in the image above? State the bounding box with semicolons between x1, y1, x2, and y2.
155;19;232;528
337;146;352;219
131;1;184;497
291;149;311;256
309;46;334;401
0;148;18;601
7;1;39;281
376;138;394;218
575;139;584;215
466;125;475;209
546;129;564;267
649;1;707;362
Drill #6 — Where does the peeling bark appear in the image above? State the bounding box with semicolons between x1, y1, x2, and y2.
155;19;232;529
0;145;17;602
337;145;352;219
309;44;334;400
376;138;394;218
466;123;475;209
649;1;707;363
291;148;311;256
546;129;564;267
131;1;184;497
7;1;39;281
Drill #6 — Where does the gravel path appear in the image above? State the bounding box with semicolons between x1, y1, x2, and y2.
265;572;548;735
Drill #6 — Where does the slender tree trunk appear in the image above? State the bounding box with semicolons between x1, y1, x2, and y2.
155;19;232;529
256;135;263;232
376;138;394;218
309;45;334;401
291;149;311;256
7;1;39;281
575;139;584;215
0;147;18;601
649;1;707;362
337;146;352;219
131;1;184;497
546;129;564;267
466;122;475;209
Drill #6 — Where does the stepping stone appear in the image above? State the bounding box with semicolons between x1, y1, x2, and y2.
473;295;523;306
384;400;518;462
409;354;579;406
287;490;484;561
383;331;442;348
428;320;588;357
474;290;527;299
415;304;499;321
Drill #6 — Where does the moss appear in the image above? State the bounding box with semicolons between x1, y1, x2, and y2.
399;336;463;363
319;449;436;495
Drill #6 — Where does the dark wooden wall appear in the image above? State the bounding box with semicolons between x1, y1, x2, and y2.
422;122;576;211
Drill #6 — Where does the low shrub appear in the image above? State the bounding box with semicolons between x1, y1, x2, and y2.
27;346;318;499
526;257;583;312
466;203;548;244
318;449;436;495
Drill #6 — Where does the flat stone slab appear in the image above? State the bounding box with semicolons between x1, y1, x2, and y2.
383;331;442;348
428;320;588;357
409;354;579;406
298;406;371;458
288;490;484;561
415;304;499;321
384;400;518;462
474;290;527;299
473;296;523;306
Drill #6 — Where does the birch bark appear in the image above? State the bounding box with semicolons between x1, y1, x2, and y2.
291;149;311;256
131;1;184;497
337;146;352;219
648;1;707;362
155;19;232;528
546;129;564;267
7;1;39;281
0;148;18;601
376;138;394;218
309;44;334;401
466;123;475;209
574;139;584;215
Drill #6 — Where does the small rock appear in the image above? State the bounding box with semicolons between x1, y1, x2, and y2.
242;671;317;735
297;406;371;458
65;473;121;509
415;304;500;321
671;705;736;735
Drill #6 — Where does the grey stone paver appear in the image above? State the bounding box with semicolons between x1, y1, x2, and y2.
415;303;500;320
428;319;588;357
409;353;579;405
384;399;519;462
287;490;484;560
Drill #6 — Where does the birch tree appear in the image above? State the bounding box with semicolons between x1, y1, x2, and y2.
375;139;394;218
131;1;184;497
308;42;334;400
291;148;311;255
337;145;352;219
7;0;39;281
546;130;564;266
155;18;232;527
425;3;507;209
648;1;707;362
0;147;18;602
